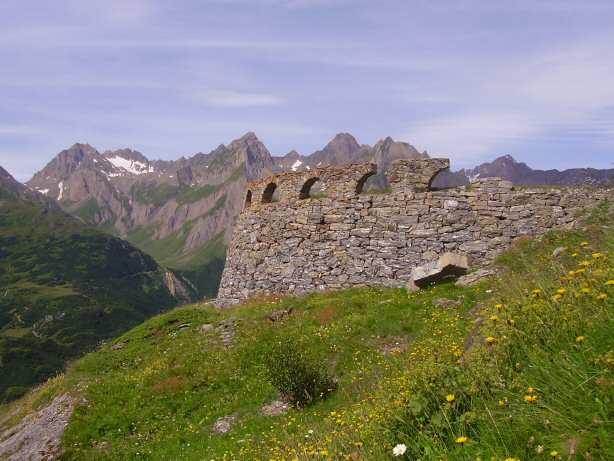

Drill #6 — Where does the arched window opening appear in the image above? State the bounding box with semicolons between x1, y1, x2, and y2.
428;168;466;191
355;172;377;194
299;177;325;199
262;182;278;203
244;190;252;208
361;173;391;194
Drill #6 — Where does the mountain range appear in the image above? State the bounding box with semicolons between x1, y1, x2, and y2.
21;133;614;299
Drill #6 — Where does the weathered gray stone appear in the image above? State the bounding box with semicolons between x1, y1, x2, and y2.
215;158;612;305
409;253;469;289
212;415;236;434
455;268;499;287
0;394;76;461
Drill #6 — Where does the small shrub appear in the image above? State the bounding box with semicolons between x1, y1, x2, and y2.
263;337;336;407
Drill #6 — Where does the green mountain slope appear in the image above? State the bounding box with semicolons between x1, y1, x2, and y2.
1;203;613;460
0;176;187;402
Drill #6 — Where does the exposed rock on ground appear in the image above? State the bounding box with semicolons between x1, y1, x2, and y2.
552;246;567;257
378;336;412;355
261;399;291;417
433;298;462;308
455;268;499;287
0;394;76;461
199;323;214;334
212;415;236;434
217;319;237;348
267;308;293;322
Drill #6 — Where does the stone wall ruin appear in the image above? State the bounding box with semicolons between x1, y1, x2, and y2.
216;158;611;305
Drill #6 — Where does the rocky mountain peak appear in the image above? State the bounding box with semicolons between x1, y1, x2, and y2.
102;148;154;176
103;148;149;165
326;133;360;155
29;143;100;184
0;165;24;195
284;150;301;160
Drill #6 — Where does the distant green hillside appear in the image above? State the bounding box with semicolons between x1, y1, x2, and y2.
3;202;612;460
0;185;183;402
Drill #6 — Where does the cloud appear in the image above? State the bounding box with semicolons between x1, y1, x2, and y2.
195;90;286;107
0;124;44;135
400;31;614;166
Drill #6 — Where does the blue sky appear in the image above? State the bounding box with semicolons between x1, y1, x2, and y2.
1;0;613;181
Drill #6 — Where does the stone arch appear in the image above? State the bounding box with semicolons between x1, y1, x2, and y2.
355;171;376;194
261;182;277;203
428;168;464;190
244;190;253;208
299;177;322;199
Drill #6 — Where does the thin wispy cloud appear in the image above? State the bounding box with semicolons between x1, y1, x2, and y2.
196;90;286;108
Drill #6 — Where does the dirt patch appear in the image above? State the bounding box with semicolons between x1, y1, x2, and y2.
0;393;76;461
151;376;185;394
316;306;337;325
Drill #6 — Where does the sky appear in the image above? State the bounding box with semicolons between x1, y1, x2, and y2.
1;0;613;181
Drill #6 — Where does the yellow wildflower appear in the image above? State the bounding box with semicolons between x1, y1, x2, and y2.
579;260;591;267
571;252;578;257
580;241;589;246
446;394;455;402
485;336;496;345
524;394;538;403
527;387;537;394
494;303;504;309
580;288;591;294
575;335;586;344
556;288;567;295
550;450;559;458
455;436;469;445
552;294;562;302
505;458;521;461
498;398;508;407
489;315;499;322
592;252;605;259
596;293;608;301
605;280;614;286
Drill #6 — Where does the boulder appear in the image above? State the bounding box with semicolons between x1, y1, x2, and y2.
408;253;469;290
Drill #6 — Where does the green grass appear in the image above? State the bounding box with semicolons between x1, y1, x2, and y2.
2;202;613;460
73;198;103;223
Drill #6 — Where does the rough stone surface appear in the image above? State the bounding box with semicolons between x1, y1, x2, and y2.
552;246;567;258
267;308;293;322
217;159;612;305
0;394;75;461
261;399;291;416
433;298;462;308
212;415;236;434
409;252;469;289
217;319;236;348
455;268;500;287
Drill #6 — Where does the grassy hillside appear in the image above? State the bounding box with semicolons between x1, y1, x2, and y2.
2;203;612;460
0;187;180;403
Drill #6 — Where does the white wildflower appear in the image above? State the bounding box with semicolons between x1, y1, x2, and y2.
393;443;407;457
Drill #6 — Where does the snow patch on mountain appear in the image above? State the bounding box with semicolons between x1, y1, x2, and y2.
106;156;154;175
291;159;303;171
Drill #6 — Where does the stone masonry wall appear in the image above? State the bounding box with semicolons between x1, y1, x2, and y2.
217;159;611;305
